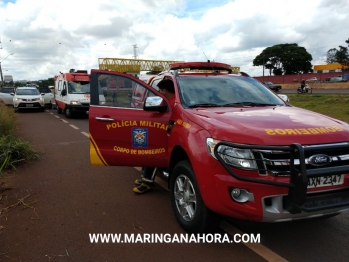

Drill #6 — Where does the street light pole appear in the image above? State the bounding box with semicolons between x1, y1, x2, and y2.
0;53;14;87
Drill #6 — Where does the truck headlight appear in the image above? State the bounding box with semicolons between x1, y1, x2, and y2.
70;101;81;105
206;138;257;169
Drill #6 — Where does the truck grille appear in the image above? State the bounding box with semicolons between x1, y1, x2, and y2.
253;143;349;177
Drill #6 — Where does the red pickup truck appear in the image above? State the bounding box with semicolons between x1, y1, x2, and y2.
89;61;349;233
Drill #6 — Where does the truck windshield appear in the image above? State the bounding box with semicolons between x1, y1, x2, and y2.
68;81;90;94
177;75;285;108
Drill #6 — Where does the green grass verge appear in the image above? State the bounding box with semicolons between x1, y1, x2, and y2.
287;94;349;123
0;102;39;175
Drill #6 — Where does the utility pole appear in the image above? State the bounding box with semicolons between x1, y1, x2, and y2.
132;44;138;59
0;62;3;87
0;53;14;87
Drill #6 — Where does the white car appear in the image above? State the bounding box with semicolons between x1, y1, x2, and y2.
38;87;54;108
0;87;15;106
278;94;290;103
13;87;45;112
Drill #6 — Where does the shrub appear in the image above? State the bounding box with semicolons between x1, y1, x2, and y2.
0;101;39;175
0;100;17;136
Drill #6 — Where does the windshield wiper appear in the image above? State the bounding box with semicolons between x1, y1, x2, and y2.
188;103;221;108
222;102;277;107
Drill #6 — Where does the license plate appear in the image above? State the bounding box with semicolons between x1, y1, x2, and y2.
26;104;33;107
307;175;344;188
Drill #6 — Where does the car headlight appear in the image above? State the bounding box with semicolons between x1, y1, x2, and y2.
70;101;81;105
206;138;257;169
14;97;22;101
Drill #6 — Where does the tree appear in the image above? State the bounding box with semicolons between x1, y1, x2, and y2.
326;38;349;71
253;43;313;75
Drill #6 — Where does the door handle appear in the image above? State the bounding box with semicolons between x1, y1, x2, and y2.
95;117;114;122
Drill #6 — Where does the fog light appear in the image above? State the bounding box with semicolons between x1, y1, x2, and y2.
230;188;254;203
231;188;241;198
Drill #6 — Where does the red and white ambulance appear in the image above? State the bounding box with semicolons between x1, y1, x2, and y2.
88;62;349;233
54;69;105;118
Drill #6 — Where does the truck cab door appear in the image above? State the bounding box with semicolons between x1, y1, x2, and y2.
89;70;171;168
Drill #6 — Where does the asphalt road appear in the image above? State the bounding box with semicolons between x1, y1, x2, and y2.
1;108;349;262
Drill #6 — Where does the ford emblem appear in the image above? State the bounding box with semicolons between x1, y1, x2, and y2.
308;154;332;166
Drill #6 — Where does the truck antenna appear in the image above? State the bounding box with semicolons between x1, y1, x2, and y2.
203;52;210;63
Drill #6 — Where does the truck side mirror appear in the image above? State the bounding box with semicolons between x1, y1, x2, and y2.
144;96;167;112
61;89;67;96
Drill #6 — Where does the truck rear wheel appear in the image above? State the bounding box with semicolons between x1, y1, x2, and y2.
170;160;221;233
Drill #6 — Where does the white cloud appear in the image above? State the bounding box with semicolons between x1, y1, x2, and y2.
0;0;348;81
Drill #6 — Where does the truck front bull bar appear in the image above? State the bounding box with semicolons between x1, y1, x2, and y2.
214;142;349;214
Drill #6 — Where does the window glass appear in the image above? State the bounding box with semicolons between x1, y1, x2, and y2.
38;87;51;93
16;89;40;95
68;81;90;94
177;75;285;107
58;80;63;91
0;88;14;93
95;74;156;108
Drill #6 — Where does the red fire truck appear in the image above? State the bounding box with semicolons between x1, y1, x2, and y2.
88;62;349;233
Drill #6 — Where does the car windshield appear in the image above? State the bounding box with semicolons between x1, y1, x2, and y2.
68;81;90;94
0;88;14;93
38;87;51;93
177;75;285;108
16;89;40;95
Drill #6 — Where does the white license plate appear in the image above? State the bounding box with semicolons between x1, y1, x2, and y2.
26;104;33;107
307;175;344;188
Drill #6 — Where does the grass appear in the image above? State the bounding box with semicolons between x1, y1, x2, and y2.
0;101;17;136
287;94;349;123
0;100;39;175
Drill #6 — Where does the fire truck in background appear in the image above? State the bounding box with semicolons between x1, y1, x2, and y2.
54;69;105;118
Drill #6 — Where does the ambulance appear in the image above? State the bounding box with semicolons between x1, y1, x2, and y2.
88;62;349;233
54;69;105;118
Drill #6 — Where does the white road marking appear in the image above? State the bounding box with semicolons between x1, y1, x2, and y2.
220;220;288;262
70;124;79;130
54;115;60;118
81;132;89;138
61;119;69;123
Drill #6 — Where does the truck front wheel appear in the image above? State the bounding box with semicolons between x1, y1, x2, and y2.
65;108;72;118
170;160;221;233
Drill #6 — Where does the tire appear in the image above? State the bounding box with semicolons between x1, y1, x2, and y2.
57;106;62;114
297;88;302;94
170;160;221;233
65;107;72;118
307;88;312;94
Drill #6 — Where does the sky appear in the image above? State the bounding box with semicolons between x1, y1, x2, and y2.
0;0;348;82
